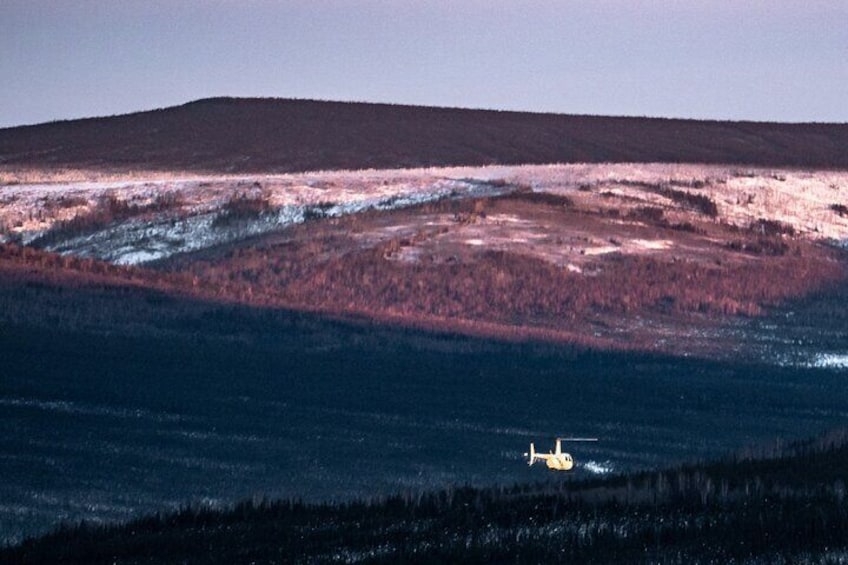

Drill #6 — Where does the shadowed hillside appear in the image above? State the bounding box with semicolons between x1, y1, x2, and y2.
6;430;848;564
4;237;848;548
2;98;848;173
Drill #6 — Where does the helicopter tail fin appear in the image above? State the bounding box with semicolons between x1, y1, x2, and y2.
526;442;537;466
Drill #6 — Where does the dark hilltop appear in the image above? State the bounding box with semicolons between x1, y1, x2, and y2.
2;97;848;173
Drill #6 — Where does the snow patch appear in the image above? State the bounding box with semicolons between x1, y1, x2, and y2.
632;239;672;250
584;246;620;256
582;460;614;475
25;178;515;265
5;164;848;265
807;353;848;370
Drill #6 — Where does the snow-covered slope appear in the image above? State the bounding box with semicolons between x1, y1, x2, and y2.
0;171;515;264
1;164;846;265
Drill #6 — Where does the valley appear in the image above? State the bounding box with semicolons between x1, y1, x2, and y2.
2;99;848;560
2;163;848;546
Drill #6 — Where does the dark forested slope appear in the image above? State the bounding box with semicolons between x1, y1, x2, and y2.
2;97;848;173
6;430;848;564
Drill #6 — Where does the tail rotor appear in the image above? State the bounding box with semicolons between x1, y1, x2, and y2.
523;442;537;466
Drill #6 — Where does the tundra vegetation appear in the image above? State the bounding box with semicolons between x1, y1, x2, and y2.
1;163;846;357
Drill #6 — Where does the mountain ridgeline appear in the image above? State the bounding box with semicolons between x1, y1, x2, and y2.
2;97;848;173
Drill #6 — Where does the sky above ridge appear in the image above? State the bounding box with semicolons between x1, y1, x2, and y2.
1;0;846;128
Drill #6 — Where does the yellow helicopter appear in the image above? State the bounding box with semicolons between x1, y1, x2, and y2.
524;437;598;471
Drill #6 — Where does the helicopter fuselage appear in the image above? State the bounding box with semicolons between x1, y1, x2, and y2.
525;438;597;471
543;453;574;471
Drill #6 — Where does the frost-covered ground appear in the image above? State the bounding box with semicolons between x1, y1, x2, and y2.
2;163;846;264
809;353;848;369
0;172;513;264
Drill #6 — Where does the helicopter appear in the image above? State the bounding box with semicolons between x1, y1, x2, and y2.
524;437;598;471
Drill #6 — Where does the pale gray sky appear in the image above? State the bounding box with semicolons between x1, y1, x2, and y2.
2;0;846;128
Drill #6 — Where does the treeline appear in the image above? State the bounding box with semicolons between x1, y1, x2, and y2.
177;227;845;326
608;180;720;218
0;243;252;343
0;242;191;291
6;430;848;564
28;192;184;249
154;189;847;333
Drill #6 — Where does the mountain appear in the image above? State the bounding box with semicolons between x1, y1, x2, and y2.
2;97;848;173
3;99;848;555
